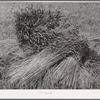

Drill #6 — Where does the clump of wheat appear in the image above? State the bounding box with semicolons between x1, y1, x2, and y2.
7;32;91;89
14;5;62;55
5;5;100;89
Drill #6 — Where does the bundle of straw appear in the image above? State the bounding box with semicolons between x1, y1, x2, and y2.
42;57;80;89
7;47;64;88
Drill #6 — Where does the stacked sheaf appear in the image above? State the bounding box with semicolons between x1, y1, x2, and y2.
7;6;100;89
14;7;62;55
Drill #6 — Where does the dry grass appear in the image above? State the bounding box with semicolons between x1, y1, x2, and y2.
7;48;62;88
42;57;80;89
6;35;92;89
7;52;80;89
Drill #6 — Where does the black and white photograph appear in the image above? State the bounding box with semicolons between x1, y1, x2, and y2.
0;1;100;90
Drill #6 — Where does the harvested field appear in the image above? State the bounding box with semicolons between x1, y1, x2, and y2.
0;2;100;89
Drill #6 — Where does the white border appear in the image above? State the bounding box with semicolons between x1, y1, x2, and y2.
0;90;100;99
0;1;100;99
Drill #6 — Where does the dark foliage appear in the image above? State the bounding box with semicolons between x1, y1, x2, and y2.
14;6;62;54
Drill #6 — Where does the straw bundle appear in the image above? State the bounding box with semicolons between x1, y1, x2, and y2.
6;36;100;89
6;6;100;89
42;57;80;89
7;47;64;88
6;28;91;89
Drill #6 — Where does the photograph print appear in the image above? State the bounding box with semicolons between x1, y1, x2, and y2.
0;1;100;89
